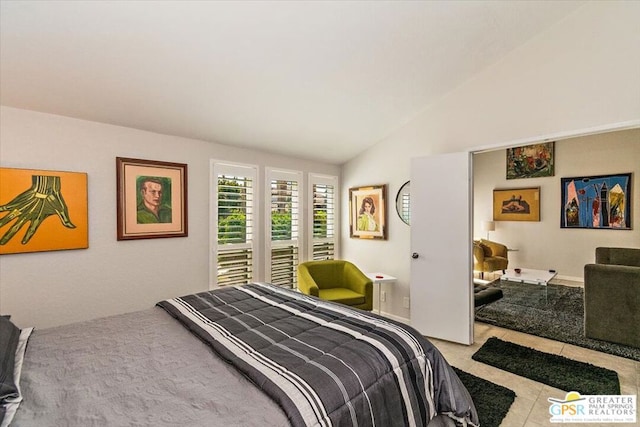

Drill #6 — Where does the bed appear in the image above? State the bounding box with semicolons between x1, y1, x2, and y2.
2;282;479;427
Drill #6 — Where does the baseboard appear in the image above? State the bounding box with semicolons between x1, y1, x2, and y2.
553;274;584;284
378;311;411;325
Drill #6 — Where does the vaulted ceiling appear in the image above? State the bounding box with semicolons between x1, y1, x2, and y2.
0;1;585;164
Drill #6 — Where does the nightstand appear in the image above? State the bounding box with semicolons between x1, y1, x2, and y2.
366;272;397;315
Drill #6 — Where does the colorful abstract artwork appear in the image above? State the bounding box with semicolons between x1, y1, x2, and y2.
560;173;632;229
0;167;88;254
506;142;554;179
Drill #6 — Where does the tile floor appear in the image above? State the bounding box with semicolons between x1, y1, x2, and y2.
430;277;639;426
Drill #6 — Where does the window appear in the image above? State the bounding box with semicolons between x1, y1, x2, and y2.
212;163;337;290
401;192;410;224
213;162;257;287
267;168;302;288
309;174;338;260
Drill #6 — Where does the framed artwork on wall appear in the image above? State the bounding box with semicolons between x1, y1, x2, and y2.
116;157;188;240
0;167;89;255
506;141;554;179
349;184;387;240
560;172;632;229
493;187;540;222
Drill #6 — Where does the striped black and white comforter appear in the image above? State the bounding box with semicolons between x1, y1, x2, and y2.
158;283;478;427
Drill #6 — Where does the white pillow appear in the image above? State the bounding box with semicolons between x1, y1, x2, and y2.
0;327;33;427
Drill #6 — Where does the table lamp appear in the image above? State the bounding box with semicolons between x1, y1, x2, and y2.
483;220;495;240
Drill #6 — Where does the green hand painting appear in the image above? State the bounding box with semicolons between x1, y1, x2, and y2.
0;175;76;245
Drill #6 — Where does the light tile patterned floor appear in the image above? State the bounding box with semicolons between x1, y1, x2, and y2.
441;274;638;426
429;322;639;427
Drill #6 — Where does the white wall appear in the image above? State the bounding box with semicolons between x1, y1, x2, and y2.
3;2;638;328
0;106;340;328
341;2;640;321
474;129;640;280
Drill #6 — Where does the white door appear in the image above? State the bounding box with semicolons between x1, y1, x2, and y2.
410;152;473;344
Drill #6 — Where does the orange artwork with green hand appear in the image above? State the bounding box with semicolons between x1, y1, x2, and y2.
0;168;88;254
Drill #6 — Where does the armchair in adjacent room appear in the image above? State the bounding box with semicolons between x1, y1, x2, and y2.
473;239;509;279
584;247;640;349
297;260;373;311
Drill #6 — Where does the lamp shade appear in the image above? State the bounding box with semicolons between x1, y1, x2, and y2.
483;221;495;232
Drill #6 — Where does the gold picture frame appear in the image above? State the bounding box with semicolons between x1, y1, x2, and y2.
116;157;188;240
493;187;540;222
349;184;387;239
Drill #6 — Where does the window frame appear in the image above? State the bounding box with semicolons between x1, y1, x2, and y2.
265;167;303;288
308;173;339;261
210;161;260;289
210;161;339;290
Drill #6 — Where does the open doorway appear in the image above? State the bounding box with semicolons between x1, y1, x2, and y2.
471;126;639;285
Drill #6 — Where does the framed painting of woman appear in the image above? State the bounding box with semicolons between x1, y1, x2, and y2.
349;184;387;240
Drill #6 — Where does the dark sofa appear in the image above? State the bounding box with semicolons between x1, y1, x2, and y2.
584;247;640;348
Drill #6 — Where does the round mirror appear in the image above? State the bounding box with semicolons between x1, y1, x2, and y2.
396;181;410;225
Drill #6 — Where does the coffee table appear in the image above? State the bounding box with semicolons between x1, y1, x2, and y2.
500;268;557;286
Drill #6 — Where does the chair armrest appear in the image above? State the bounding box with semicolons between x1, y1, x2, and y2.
473;244;485;262
584;263;640;348
584;263;640;311
585;263;640;291
297;265;319;297
479;239;508;258
343;264;373;298
492;243;508;258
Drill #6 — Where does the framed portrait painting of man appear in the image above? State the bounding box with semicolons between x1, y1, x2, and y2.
349;184;387;240
0;167;89;254
116;157;188;240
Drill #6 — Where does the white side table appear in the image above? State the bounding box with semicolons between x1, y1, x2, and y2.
366;272;397;314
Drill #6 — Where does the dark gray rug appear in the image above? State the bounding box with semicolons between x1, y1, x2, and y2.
475;280;640;361
452;366;515;427
472;337;620;395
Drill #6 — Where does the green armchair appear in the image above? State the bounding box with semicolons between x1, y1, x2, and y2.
473;239;509;279
297;260;373;311
584;247;640;348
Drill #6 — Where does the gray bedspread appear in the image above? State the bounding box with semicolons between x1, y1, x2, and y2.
13;307;290;427
158;283;478;427
12;283;477;427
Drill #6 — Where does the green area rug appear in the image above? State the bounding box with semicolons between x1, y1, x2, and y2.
472;337;620;395
475;280;640;361
453;367;515;427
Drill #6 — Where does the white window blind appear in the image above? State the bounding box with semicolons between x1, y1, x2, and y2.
267;169;301;288
401;192;411;224
214;163;256;287
309;174;337;260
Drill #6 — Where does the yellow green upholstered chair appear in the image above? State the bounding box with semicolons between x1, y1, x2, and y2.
297;260;373;311
473;239;509;279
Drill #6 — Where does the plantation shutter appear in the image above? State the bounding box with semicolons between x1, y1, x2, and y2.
267;169;302;289
309;174;338;260
214;163;256;287
401;191;410;224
